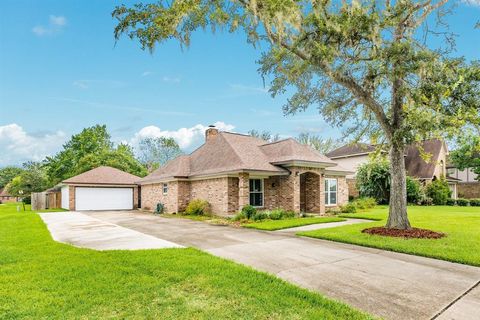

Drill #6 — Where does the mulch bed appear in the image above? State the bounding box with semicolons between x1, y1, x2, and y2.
362;227;446;239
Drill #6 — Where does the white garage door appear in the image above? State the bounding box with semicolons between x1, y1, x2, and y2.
75;187;133;211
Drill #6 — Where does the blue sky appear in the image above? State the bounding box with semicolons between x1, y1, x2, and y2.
0;0;479;166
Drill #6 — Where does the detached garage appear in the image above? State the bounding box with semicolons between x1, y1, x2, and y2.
60;166;140;211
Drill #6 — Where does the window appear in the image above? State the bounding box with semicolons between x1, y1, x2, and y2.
249;179;263;207
325;178;337;206
162;183;168;195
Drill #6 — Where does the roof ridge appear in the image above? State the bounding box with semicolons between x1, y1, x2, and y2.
219;132;249;169
260;137;294;146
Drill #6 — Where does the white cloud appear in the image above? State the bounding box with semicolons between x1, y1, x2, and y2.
0;124;66;166
229;83;269;94
162;76;181;83
72;79;126;89
131;121;235;150
141;71;154;77
462;0;480;6
49;15;67;26
32;15;67;36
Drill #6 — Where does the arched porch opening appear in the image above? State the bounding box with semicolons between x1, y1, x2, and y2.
299;172;321;213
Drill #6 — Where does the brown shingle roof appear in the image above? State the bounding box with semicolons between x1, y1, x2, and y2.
326;143;378;158
63;166;140;185
260;138;336;166
405;139;446;179
328;139;447;179
0;188;11;197
139;132;340;184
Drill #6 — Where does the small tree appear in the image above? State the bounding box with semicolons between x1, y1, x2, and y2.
426;178;451;205
450;133;480;181
296;133;339;154
45;125;147;184
5;162;48;202
356;159;390;204
248;130;280;143
138;137;184;172
0;166;24;188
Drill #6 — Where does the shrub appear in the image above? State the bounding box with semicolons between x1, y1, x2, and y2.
354;197;376;209
425;178;451;205
446;198;456;206
470;199;480;207
241;205;257;219
356;159;390;204
268;209;284;220
406;177;424;204
340;203;357;213
421;197;433;206
252;211;268;221
184;199;210;215
232;211;247;221
456;198;470;206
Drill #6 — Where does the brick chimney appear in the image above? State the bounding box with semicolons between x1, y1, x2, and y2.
205;125;219;142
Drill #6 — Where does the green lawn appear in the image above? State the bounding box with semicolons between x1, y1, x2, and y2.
0;203;370;319
299;205;480;266
244;217;346;231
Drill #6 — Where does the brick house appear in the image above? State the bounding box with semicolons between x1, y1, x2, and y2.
0;188;20;203
138;127;352;215
327;139;460;198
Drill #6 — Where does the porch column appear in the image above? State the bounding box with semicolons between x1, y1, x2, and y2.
238;172;250;210
292;170;301;213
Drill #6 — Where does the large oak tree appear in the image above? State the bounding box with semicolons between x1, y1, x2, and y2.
113;0;480;229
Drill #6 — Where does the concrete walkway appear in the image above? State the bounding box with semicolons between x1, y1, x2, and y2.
39;212;183;250
274;218;373;233
47;210;480;320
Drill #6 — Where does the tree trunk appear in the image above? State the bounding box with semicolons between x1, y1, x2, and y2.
386;143;411;229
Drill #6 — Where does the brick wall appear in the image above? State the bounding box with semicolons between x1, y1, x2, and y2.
190;177;230;214
140;168;349;215
347;178;359;198
141;182;179;213
457;182;480;199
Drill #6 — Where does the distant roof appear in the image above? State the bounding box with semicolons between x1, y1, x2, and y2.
405;139;447;180
326;143;379;158
0;188;12;197
139;131;340;184
63;166;140;185
328;139;448;180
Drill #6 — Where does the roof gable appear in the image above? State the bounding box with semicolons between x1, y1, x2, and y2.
63;166;140;185
260;138;336;166
405;139;446;179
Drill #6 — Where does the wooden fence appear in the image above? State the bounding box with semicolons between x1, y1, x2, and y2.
31;191;62;211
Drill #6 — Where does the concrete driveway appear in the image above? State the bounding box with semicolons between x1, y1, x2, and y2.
47;210;480;320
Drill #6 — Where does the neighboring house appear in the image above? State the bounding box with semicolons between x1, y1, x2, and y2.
59;166;140;211
0;188;20;203
327;139;460;199
447;161;480;199
138;127;352;215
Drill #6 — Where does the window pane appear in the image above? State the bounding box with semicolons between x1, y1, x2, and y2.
330;192;337;204
330;179;337;192
255;193;263;206
250;193;255;206
325;192;329;204
325;179;328;191
250;179;262;192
